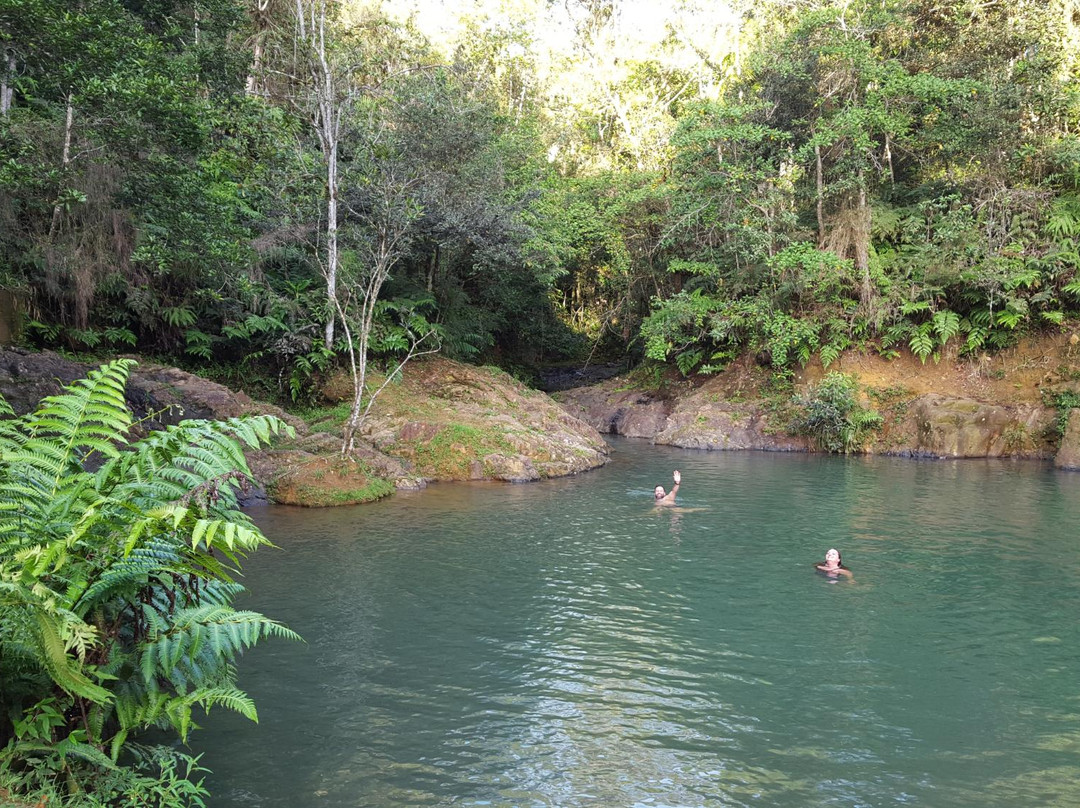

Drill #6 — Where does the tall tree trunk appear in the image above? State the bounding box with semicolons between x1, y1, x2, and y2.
48;94;75;241
1;50;14;115
246;0;271;96
323;128;338;349
246;38;264;95
856;183;872;306
426;245;439;293
296;0;341;350
815;143;824;248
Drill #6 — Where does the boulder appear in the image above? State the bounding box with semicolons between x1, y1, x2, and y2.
896;395;1054;458
0;348;306;433
1055;409;1080;469
656;403;809;451
557;375;809;451
359;358;609;482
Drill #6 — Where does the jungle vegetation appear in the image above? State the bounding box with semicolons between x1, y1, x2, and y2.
4;0;1079;395
2;0;1080;800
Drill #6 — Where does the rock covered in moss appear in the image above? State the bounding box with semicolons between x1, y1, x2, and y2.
359;358;609;482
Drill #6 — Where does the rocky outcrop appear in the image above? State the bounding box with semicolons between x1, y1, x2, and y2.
557;375;810;452
654;385;809;451
1055;409;1080;469
557;386;674;438
0;349;93;414
0;349;608;505
360;358;609;482
0;348;304;432
897;395;1055;459
556;367;1065;460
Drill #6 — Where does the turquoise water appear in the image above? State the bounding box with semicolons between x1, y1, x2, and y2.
196;440;1080;807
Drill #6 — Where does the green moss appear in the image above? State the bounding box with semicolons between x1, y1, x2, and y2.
403;423;514;478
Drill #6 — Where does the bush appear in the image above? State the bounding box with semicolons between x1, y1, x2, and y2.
790;372;883;453
0;360;299;805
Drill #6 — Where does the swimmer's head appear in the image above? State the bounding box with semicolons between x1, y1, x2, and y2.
825;548;841;565
654;486;665;500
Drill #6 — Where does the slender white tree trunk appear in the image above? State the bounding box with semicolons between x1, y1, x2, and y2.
323;127;338;349
857;183;872;306
1;50;14;115
297;0;341;350
48;94;75;240
815;143;825;248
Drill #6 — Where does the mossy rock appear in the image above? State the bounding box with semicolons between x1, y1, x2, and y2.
265;455;395;507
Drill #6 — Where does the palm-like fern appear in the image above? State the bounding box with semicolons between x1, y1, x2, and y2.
0;360;298;798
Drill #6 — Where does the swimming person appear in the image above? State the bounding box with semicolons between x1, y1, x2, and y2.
654;470;681;506
816;548;853;578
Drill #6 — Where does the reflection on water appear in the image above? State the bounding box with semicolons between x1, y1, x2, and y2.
195;441;1080;807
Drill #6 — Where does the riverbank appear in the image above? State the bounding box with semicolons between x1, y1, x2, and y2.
2;334;1079;510
555;333;1080;469
0;349;610;506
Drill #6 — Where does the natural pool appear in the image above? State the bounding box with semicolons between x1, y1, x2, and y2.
196;439;1080;807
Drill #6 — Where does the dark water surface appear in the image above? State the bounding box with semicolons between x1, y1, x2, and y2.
196;440;1080;807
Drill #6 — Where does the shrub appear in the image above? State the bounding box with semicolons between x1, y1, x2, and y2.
790;372;883;453
0;360;299;805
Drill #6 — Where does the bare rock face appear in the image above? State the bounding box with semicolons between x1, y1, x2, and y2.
556;370;1065;459
656;403;809;451
1055;409;1080;469
557;386;673;437
0;348;90;414
360;358;609;482
126;366;306;433
557;375;809;451
899;395;1055;458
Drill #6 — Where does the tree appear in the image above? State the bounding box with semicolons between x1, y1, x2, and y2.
291;0;347;350
338;140;437;452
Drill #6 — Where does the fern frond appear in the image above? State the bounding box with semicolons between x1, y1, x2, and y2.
25;360;134;492
33;611;111;704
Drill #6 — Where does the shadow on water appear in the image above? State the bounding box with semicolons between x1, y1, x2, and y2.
194;439;1080;807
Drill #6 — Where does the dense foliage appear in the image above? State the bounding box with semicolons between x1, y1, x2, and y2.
4;1;1079;391
641;0;1080;375
0;360;296;805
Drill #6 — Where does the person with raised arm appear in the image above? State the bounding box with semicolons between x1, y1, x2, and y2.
654;470;681;506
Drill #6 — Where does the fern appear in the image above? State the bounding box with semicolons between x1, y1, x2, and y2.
995;309;1023;329
909;324;935;363
0;361;298;783
820;342;843;369
932;310;961;345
